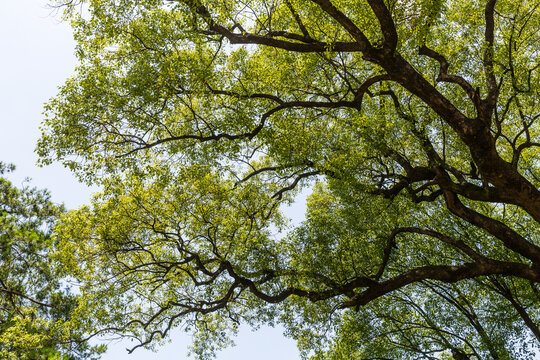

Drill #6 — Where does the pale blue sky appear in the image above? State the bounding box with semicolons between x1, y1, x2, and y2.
0;1;301;359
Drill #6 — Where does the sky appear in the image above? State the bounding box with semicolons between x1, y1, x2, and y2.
0;1;301;359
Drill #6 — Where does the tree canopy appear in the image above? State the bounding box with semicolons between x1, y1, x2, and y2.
0;163;103;359
39;0;540;359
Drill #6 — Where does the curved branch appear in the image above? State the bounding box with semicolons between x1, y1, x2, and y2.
343;260;540;308
221;261;377;304
272;170;320;200
419;45;478;105
354;74;393;108
116;99;356;157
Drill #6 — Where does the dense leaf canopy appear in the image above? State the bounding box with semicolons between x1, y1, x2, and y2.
39;0;540;359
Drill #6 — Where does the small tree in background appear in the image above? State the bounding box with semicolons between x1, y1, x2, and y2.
0;162;104;359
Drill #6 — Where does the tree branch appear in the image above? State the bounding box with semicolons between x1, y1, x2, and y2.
483;0;499;113
375;227;487;280
343;260;540;308
310;0;374;53
489;278;540;342
367;0;398;51
284;0;311;39
183;0;361;53
354;74;393;108
419;45;478;105
116;99;356;157
441;187;540;264
0;279;54;308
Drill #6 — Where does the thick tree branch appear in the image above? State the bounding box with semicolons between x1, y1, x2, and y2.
441;187;540;264
221;261;378;304
366;0;398;51
310;0;374;53
343;260;540;308
436;175;534;208
185;0;540;223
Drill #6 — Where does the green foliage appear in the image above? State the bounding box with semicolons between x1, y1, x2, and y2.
0;163;105;359
282;183;539;359
39;0;540;359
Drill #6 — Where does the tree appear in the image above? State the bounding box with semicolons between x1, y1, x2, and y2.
0;163;104;359
39;0;540;358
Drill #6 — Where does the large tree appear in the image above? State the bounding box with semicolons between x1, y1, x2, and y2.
40;0;540;358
